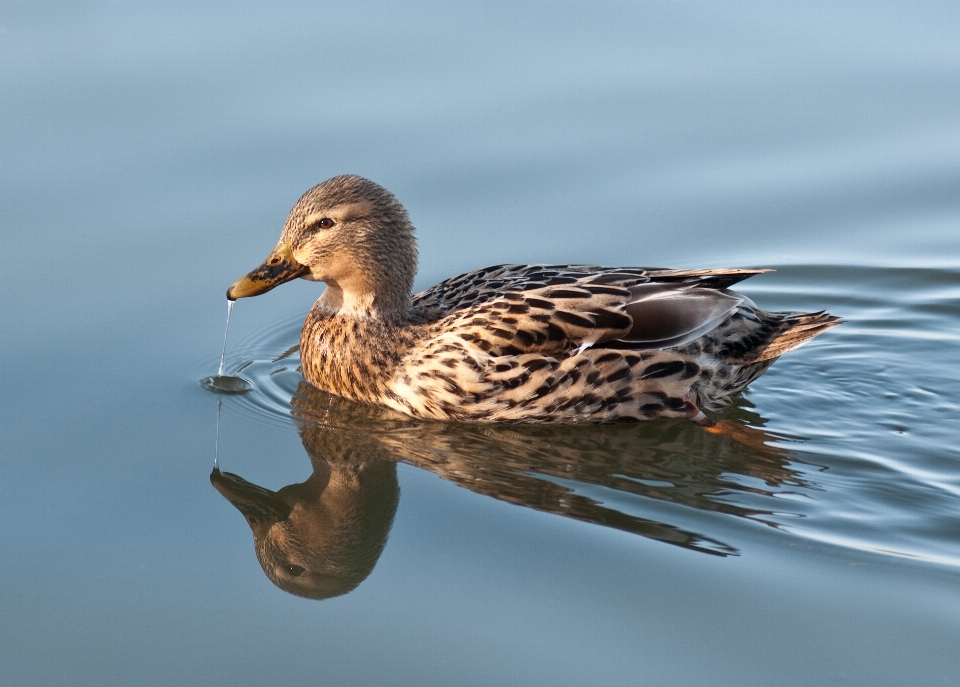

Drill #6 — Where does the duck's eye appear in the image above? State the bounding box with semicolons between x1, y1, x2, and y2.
286;564;306;576
317;218;335;229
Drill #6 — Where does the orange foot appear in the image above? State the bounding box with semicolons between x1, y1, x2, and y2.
702;420;778;452
684;401;781;454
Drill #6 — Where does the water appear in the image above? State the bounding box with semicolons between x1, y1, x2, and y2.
3;2;960;686
218;300;234;376
199;299;253;394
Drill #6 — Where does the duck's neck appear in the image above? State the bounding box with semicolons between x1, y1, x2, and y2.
317;279;412;322
300;291;416;404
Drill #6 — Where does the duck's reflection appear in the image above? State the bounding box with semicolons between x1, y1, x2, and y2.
211;439;399;600
213;382;812;599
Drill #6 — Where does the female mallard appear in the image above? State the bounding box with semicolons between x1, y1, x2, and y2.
227;175;839;424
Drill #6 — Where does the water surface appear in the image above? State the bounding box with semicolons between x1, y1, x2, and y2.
2;2;960;686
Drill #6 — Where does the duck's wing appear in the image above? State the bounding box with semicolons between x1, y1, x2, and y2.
415;265;769;355
616;283;744;349
414;264;770;313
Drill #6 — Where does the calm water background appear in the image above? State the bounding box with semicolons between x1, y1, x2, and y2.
3;2;960;685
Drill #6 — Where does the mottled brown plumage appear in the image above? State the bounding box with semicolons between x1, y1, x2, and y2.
227;175;840;423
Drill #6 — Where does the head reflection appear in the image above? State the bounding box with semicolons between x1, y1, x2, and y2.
211;437;399;600
213;382;811;599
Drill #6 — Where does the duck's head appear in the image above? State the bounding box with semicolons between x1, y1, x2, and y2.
227;175;418;316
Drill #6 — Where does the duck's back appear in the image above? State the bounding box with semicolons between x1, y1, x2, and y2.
372;265;840;423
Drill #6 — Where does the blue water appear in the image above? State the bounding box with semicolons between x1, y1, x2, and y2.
2;2;960;685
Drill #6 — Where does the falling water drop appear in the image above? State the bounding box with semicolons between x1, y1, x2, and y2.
200;298;253;394
218;299;235;376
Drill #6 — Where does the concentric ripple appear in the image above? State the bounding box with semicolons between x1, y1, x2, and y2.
200;308;306;428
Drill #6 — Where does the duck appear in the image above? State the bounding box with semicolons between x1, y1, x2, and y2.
226;175;840;424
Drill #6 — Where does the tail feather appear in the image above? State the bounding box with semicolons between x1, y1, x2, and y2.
754;311;842;362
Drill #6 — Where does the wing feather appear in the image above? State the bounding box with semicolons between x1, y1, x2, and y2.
421;272;754;356
414;264;769;313
618;283;744;349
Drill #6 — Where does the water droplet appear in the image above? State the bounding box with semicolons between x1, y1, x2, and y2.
200;375;253;395
218;299;236;376
203;300;251;394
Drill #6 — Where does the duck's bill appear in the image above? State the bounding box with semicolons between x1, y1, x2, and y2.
226;242;309;300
